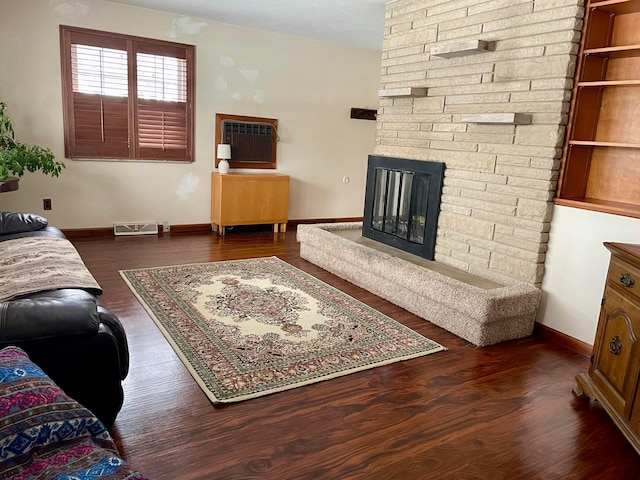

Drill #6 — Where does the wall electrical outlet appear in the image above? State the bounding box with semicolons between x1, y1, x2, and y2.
43;199;52;210
162;220;170;232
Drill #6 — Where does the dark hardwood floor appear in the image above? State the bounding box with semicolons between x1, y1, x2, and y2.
70;228;640;479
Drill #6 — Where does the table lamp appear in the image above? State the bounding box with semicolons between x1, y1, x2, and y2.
217;144;231;174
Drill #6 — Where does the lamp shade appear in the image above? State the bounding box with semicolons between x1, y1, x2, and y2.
217;144;231;160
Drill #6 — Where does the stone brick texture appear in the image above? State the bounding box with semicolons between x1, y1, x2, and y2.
376;0;584;285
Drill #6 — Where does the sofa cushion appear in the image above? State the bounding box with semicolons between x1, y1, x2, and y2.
0;346;149;479
0;211;48;235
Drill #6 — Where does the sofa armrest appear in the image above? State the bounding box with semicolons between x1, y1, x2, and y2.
0;225;65;242
98;304;130;378
1;325;128;427
0;289;100;342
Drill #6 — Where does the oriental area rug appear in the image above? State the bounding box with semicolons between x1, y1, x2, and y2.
119;256;445;403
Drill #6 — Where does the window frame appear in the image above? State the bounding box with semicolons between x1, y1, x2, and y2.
60;25;195;162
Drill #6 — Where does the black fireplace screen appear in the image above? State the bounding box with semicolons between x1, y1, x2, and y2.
362;155;444;260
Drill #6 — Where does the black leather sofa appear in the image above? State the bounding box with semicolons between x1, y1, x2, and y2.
0;212;129;426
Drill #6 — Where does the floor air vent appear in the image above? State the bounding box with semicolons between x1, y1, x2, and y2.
113;222;159;236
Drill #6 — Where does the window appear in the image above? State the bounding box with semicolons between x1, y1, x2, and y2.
215;113;278;169
60;26;194;162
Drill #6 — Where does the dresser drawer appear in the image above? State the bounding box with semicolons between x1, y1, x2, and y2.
608;257;640;304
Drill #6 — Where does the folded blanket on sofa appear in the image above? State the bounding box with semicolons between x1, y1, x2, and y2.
0;236;102;302
0;346;148;479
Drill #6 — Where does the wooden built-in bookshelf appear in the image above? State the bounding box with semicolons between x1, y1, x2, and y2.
557;0;640;218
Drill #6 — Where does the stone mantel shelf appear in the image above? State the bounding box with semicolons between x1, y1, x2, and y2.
378;87;427;98
430;40;491;58
460;113;532;125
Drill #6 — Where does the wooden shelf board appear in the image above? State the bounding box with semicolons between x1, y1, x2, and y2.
554;197;640;219
0;176;19;193
585;44;640;58
578;80;640;87
569;140;640;148
590;0;640;15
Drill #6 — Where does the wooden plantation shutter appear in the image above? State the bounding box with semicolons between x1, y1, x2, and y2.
63;31;131;158
60;26;194;162
135;43;191;160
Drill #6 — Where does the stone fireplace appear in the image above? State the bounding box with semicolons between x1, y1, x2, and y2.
362;155;444;260
374;0;583;286
297;1;583;346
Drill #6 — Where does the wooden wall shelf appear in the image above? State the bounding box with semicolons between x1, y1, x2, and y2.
569;140;640;148
555;197;640;218
0;176;19;193
585;44;640;57
592;0;640;15
578;80;640;86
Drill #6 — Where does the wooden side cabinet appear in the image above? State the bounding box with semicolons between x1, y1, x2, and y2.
574;242;640;454
210;173;290;235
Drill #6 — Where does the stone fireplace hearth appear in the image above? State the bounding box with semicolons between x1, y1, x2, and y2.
296;222;541;346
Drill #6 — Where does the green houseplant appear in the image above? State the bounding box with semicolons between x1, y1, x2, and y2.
0;102;65;181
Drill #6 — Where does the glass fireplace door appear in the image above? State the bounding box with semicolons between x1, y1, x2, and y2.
363;155;444;260
372;169;429;244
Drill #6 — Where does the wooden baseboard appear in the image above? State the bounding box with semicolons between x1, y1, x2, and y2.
169;224;212;234
62;227;114;239
288;217;363;228
534;322;592;358
61;218;363;238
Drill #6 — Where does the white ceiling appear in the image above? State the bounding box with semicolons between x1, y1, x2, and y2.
104;0;388;51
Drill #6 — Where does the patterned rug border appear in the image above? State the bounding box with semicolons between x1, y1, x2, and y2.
119;256;446;403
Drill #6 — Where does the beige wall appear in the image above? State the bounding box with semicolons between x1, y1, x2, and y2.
539;206;639;344
0;0;380;228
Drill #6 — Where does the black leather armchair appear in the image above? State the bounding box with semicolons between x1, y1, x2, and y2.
0;212;129;426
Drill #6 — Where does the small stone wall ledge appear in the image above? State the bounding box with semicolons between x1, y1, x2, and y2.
378;87;427;98
430;39;491;58
460;113;532;125
297;223;541;347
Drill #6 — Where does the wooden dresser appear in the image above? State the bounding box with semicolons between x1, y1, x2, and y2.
210;173;290;235
574;242;640;454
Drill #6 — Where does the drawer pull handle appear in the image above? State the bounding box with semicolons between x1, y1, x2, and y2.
609;336;623;355
620;273;635;288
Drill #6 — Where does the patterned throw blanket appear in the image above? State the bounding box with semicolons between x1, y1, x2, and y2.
0;346;149;479
0;236;102;302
